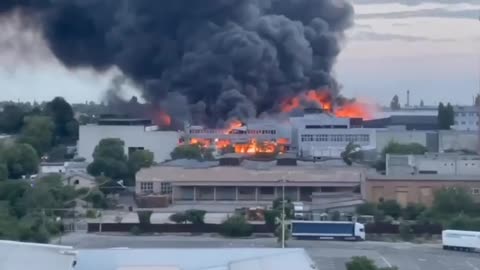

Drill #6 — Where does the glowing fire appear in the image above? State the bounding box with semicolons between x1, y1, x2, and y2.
281;89;373;119
155;111;171;127
224;119;244;134
187;137;287;155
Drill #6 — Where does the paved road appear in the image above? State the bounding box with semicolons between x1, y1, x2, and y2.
60;233;480;270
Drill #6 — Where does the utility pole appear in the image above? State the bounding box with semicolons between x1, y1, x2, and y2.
281;179;286;249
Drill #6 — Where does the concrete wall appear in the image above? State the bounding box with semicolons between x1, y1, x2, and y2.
365;179;480;207
78;125;179;163
439;130;478;152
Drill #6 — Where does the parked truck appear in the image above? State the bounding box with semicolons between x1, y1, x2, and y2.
442;230;480;252
291;220;365;241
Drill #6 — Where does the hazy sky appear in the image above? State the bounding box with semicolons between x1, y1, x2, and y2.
0;0;479;106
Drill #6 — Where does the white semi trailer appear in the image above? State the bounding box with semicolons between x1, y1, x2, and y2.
442;230;480;252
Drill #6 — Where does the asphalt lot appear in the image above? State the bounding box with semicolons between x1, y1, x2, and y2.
60;233;480;270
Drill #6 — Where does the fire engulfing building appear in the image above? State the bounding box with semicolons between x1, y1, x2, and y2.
183;109;376;159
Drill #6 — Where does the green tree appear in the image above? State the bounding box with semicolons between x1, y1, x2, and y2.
171;144;214;161
88;138;129;180
341;142;362;166
47;144;67;162
402;203;426;220
85;189;107;208
432;187;476;216
382;141;428;157
448;214;480;231
185;209;207;224
390;95;401;110
0;104;25;134
272;197;295;220
356;202;377;216
220;215;253;237
127;149;154;185
438;102;454;130
378;200;402;220
45;97;78;142
2;143;39;179
475;94;480;106
419;100;424;107
19;116;54;155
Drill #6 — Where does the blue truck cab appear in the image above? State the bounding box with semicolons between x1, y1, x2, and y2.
291;220;365;241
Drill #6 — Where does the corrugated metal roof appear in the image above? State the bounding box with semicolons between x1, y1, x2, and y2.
74;248;317;270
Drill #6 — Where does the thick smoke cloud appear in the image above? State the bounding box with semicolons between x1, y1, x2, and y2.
0;0;354;127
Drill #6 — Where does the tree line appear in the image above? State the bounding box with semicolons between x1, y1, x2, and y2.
0;97;79;180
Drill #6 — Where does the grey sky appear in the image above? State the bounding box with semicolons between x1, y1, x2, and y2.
0;1;479;106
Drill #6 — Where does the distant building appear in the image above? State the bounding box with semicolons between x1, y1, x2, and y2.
65;172;96;190
291;112;376;158
136;160;364;209
365;174;480;207
452;106;479;131
363;115;438;131
376;127;438;153
386;153;480;176
439;130;478;153
77;118;179;163
39;161;89;175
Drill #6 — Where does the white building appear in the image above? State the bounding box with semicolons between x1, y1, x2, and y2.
453;106;479;131
78;120;179;163
386;153;480;176
291;112;376;158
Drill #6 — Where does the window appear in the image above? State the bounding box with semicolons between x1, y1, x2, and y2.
140;182;154;193
301;134;314;142
161;182;172;194
472;188;480;196
315;134;328;142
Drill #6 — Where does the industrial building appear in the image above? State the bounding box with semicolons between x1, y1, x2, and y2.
136;159;364;210
365;174;480;207
452;105;479;131
386;153;480;176
77;118;179;163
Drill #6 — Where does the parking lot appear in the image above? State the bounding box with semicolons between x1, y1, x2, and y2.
60;233;480;270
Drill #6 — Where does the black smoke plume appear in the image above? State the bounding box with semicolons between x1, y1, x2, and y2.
0;0;354;127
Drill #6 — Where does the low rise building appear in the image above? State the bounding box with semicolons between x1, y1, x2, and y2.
452;105;479;131
78;118;179;163
365;174;480;207
136;161;364;209
386;153;480;176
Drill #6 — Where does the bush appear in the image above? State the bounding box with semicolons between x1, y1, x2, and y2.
185;209;206;224
130;226;142;236
137;211;153;225
356;203;377;216
399;223;414;241
448;214;480;231
378;200;402;220
346;256;398;270
264;209;279;229
169;212;188;224
86;209;98;218
220;215;253;237
346;256;377;270
402;203;426;221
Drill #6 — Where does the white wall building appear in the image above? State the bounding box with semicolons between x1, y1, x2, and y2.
291;113;376;158
386;153;480;176
452;106;479;131
78;124;179;163
439;130;478;153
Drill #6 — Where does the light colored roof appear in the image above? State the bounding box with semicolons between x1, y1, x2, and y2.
367;173;480;182
75;248;317;270
0;240;76;270
137;165;363;185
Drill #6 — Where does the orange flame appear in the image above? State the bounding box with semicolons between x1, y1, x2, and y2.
224;119;244;134
281;89;373;119
156;111;171;126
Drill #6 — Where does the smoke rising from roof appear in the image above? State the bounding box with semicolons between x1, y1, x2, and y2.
0;0;354;127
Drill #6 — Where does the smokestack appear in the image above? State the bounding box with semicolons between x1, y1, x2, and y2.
0;0;354;127
406;90;410;108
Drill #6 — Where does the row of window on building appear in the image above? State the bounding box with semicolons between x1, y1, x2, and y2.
140;182;172;194
189;129;276;135
300;134;370;143
455;112;478;117
454;120;479;126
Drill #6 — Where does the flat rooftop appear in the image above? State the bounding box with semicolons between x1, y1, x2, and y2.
75;248;316;270
137;164;364;185
367;173;480;182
